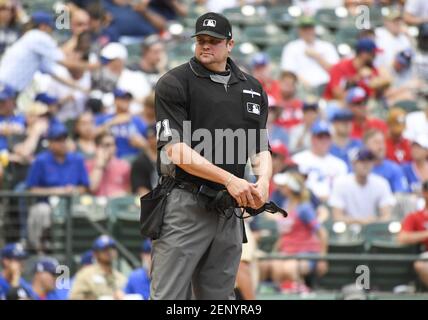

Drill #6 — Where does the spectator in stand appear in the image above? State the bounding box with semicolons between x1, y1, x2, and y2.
292;120;348;201
401;134;428;194
323;38;390;101
375;9;413;69
329;108;363;171
26;123;89;252
70;235;127;300
61;8;90;57
267;104;289;148
130;35;166;89
398;179;428;289
405;100;428;142
251;53;281;103
84;2;120;48
30;257;62;300
95;88;148;160
73;111;97;160
124;239;151;300
288;101;319;154
0;243;33;300
141;92;156;127
0;11;99;94
86;132;131;197
385;107;412;164
0;0;21;57
149;0;188;21
276;71;304;129
384;49;424;106
270;171;328;293
281;16;339;91
92;42;151;112
364;129;409;193
103;0;167;39
329;148;395;225
130;125;157;196
346;86;388;139
0;85;25;152
403;0;428;26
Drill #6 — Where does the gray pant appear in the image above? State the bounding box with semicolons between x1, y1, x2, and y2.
150;188;243;300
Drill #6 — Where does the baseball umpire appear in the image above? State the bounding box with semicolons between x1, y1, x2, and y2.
149;12;272;300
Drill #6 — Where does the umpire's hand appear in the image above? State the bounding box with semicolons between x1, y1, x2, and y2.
226;175;263;209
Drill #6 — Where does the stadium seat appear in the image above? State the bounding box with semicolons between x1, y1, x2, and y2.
222;6;265;26
252;215;279;253
317;239;365;290
265;44;285;63
265;5;294;28
361;222;400;246
107;196;141;258
314;8;341;29
368;240;420;291
242;24;289;48
335;26;360;47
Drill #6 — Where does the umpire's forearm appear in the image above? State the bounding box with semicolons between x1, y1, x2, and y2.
251;151;272;183
165;142;231;186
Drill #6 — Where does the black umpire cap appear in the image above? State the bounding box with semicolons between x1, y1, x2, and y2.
192;12;232;40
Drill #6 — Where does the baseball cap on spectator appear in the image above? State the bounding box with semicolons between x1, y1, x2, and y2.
31;11;55;29
1;243;27;260
251;53;269;68
355;38;381;54
47;123;68;140
270;140;289;158
273;172;302;193
100;42;128;64
33;257;59;275
346;87;368;105
35;92;58;105
0;84;16;100
297;16;316;28
383;8;401;20
311;120;331;136
330;108;354;122
412;134;428;149
302;101;319;112
350;148;376;162
80;250;94;266
395;49;413;69
113;88;133;100
192;12;232;40
92;235;116;251
140;239;152;254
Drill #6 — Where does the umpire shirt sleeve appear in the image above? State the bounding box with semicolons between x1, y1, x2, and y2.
154;73;188;150
257;90;271;154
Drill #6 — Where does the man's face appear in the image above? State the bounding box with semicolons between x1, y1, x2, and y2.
333;120;352;137
353;160;374;177
366;133;386;159
298;26;316;42
2;258;24;274
311;133;331;156
95;247;117;265
303;109;318;125
38;272;56;292
384;18;402;36
71;10;90;35
0;99;15;115
279;77;296;99
144;43;165;67
272;153;285;174
194;35;233;68
360;51;375;67
49;137;68;157
115;97;131;113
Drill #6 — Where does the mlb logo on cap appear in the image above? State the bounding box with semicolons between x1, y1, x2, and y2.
203;19;216;27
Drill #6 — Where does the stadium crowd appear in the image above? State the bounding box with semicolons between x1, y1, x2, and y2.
0;0;428;299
